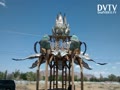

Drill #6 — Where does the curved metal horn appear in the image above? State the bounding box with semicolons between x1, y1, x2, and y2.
34;41;40;53
82;42;87;55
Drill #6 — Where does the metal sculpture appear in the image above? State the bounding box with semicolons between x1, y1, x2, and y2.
13;13;107;90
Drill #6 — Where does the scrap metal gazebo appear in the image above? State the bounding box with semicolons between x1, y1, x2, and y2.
13;13;107;90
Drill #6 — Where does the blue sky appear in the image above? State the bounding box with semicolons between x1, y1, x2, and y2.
0;0;120;77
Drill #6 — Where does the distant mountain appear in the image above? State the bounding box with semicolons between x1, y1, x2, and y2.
39;70;94;80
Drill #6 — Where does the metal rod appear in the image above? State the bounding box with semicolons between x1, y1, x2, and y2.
72;58;74;90
65;66;67;90
50;66;52;90
69;62;71;86
36;69;39;90
53;64;55;89
81;63;84;90
79;59;84;90
62;66;64;89
45;60;48;90
56;60;58;89
36;58;40;90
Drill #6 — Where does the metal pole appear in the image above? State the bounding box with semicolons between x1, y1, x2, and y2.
56;60;58;89
72;57;74;90
69;62;71;86
36;66;40;90
81;63;84;90
65;66;67;90
45;59;48;90
79;59;84;90
53;64;55;89
50;67;52;90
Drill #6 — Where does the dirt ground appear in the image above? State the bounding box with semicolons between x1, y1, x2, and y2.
16;81;120;90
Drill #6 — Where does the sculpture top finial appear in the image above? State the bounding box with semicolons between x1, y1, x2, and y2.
56;13;64;27
52;13;70;36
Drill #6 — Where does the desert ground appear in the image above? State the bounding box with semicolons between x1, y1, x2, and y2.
15;81;120;90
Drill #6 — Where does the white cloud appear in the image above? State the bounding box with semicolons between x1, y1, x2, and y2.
0;0;6;7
